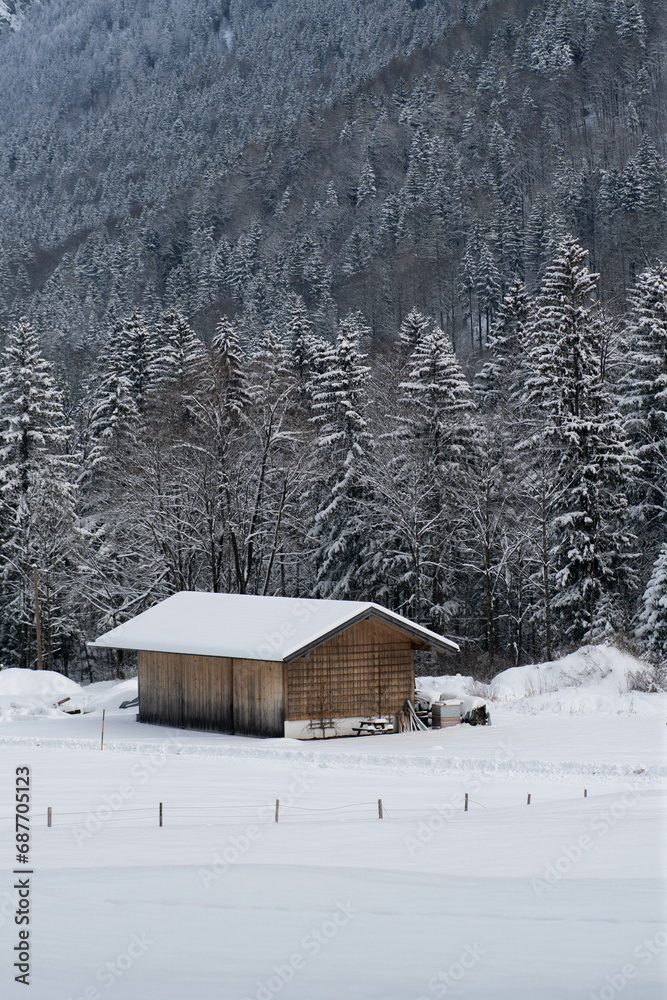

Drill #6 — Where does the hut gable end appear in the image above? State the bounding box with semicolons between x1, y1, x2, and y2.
286;618;415;723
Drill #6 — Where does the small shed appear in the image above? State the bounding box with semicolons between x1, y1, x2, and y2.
92;593;459;738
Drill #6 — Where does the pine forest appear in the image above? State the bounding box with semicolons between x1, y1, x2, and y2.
0;0;665;683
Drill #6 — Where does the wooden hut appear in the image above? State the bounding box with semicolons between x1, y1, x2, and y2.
92;593;459;738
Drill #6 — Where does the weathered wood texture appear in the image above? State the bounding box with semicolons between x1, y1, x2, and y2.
285;618;416;722
138;651;233;732
138;651;283;737
232;659;284;737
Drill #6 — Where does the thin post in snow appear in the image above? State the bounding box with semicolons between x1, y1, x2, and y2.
584;789;587;798
527;793;531;805
100;708;105;751
275;799;280;823
47;807;52;828
378;798;383;820
464;793;468;812
159;802;163;828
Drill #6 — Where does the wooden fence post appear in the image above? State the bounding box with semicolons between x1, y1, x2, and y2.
275;799;280;823
47;807;52;828
527;793;531;805
159;802;163;827
464;793;468;812
378;798;383;819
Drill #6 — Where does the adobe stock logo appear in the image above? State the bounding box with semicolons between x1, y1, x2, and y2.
254;600;321;659
588;927;667;1000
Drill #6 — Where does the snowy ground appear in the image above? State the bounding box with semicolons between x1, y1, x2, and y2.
1;648;666;998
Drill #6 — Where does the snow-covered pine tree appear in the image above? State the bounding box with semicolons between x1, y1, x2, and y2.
522;238;637;648
115;311;163;413
620;262;667;561
0;318;77;669
285;298;334;414
83;310;164;475
356;158;377;204
398;325;478;473
475;241;501;347
155;311;206;392
288;299;317;381
635;541;667;688
207;315;253;437
398;308;431;354
476;279;530;408
310;321;373;599
82;366;139;481
380;327;479;630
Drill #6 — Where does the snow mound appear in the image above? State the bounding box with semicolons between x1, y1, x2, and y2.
0;668;83;720
491;645;665;715
85;678;138;713
418;646;666;716
0;669;139;721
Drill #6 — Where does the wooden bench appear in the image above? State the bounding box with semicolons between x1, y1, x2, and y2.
352;718;393;736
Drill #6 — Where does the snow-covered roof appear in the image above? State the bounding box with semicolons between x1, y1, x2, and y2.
91;592;459;662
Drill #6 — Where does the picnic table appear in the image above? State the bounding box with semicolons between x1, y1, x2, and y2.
352;717;394;735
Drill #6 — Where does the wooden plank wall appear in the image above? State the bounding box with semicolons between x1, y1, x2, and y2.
233;659;284;737
285;618;416;722
138;651;284;737
138;651;233;732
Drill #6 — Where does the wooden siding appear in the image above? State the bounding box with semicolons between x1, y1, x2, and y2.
138;650;284;737
138;651;234;732
232;659;284;737
285;617;416;722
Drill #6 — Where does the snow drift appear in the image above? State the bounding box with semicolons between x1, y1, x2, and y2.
0;669;138;721
419;645;665;717
490;645;665;715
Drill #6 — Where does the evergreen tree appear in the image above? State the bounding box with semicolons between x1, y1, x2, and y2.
208;315;253;433
156;311;206;392
310;321;373;598
82;367;139;480
477;279;530;408
385;327;480;630
398;308;431;354
522;238;637;647
636;541;667;682
398;326;477;472
357;158;377;203
0;319;77;669
475;242;502;347
621;262;667;535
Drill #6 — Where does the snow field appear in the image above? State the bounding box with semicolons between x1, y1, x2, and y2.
1;716;666;999
0;657;665;998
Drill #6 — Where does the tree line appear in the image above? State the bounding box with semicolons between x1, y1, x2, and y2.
1;238;666;684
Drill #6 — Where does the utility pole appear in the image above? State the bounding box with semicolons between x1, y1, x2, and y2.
33;565;42;670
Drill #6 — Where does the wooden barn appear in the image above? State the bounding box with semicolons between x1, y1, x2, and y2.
92;593;459;738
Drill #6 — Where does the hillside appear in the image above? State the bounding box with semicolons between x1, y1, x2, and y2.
0;0;664;355
0;1;666;681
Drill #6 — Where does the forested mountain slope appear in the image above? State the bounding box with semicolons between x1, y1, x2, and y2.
0;0;664;359
0;0;666;682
